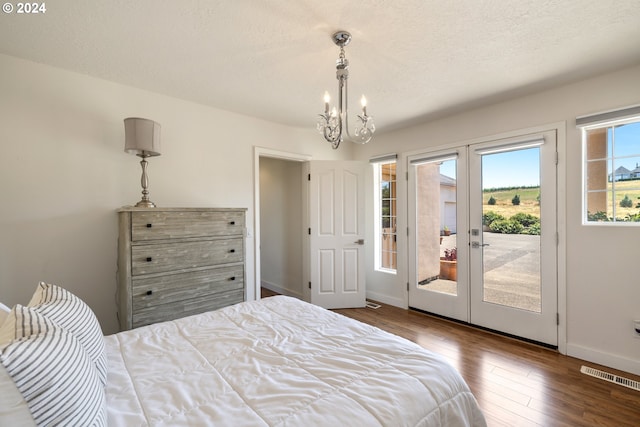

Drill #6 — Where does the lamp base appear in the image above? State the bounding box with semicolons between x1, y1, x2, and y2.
134;156;156;208
134;199;156;208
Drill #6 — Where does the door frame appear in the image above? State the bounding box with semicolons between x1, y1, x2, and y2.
253;147;311;303
402;122;567;354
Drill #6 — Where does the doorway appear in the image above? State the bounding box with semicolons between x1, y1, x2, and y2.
408;131;558;346
254;148;311;301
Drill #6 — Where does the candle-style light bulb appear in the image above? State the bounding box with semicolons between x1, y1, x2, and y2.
331;107;337;118
360;95;368;116
324;91;331;114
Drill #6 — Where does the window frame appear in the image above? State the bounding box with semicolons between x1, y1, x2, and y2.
580;114;640;225
373;158;398;274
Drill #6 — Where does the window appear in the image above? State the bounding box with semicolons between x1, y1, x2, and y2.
580;109;640;224
373;158;397;272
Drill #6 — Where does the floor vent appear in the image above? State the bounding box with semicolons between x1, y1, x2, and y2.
580;365;640;392
365;301;381;309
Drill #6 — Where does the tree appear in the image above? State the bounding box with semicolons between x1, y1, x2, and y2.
488;196;496;205
381;183;391;227
620;194;633;208
512;194;520;206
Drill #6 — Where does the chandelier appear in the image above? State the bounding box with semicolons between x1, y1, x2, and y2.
317;30;375;149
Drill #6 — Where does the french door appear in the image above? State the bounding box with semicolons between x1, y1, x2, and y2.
408;131;558;346
408;148;470;321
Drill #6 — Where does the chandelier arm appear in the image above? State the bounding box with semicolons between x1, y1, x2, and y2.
340;73;357;143
318;113;342;149
324;122;341;148
339;73;374;145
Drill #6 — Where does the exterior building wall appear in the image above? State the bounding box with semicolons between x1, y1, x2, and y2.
417;164;441;282
440;184;457;233
586;128;607;214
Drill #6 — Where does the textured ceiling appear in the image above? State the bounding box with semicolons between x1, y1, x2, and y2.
1;0;640;132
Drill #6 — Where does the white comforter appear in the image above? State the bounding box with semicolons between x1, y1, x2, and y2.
105;296;486;426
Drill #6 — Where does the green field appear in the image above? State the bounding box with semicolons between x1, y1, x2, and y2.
484;181;640;220
603;180;640;219
483;187;540;218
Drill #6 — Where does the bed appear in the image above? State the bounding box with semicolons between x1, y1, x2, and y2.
1;283;486;426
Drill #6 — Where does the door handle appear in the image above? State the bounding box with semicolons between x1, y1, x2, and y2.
471;242;490;248
354;239;365;245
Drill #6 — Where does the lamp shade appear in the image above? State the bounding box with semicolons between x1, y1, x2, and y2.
124;117;161;157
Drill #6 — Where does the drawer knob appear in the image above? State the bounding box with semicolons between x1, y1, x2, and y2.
146;290;153;296
146;223;153;228
229;249;235;253
230;276;236;281
229;221;236;225
146;257;153;262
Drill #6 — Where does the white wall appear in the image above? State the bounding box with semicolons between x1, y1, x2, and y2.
259;157;304;298
0;54;345;335
355;63;640;375
2;51;638;375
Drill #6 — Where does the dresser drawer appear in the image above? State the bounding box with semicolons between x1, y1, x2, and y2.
131;238;243;275
132;289;244;328
131;265;244;311
131;210;245;241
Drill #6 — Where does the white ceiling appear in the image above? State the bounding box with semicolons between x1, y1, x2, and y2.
1;0;640;132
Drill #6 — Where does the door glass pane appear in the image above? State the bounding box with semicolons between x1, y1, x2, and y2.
585;122;640;222
481;148;541;312
380;162;397;270
416;159;457;295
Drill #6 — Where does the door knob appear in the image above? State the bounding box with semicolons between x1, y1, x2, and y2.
354;239;365;245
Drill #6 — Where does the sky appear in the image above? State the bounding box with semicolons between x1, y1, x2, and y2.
438;121;639;189
607;121;640;173
439;147;541;190
481;148;540;189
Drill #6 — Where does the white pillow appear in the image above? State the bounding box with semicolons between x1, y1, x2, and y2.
0;362;35;426
0;303;9;325
28;282;107;387
0;303;34;427
0;305;106;426
0;304;15;348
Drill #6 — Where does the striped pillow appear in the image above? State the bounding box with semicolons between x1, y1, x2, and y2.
28;282;107;387
0;305;106;426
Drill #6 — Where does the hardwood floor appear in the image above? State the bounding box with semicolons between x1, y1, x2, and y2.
261;289;640;426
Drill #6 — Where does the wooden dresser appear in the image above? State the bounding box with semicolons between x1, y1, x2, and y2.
117;207;246;330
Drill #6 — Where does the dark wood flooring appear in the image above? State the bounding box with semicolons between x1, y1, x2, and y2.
261;288;640;426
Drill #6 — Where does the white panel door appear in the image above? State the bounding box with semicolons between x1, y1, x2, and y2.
309;161;366;309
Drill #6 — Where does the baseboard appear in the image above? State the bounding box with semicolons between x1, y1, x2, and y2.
567;343;640;376
365;290;406;309
260;281;303;300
